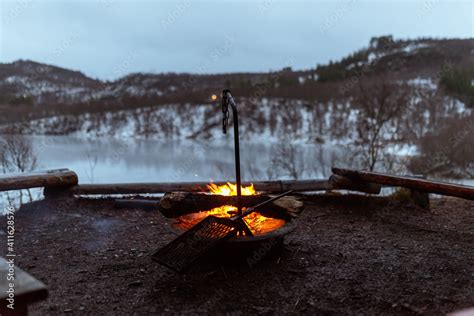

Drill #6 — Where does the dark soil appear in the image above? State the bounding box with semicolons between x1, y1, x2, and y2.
1;194;473;315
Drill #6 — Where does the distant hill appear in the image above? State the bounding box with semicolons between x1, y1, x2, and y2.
317;37;473;81
0;36;472;108
0;60;101;105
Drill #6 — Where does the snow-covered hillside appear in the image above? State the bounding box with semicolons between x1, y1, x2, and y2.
13;96;471;146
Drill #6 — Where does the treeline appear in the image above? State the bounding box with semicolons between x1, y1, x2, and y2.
440;66;474;107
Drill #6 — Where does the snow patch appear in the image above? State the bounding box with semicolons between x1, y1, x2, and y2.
403;43;429;53
407;77;437;90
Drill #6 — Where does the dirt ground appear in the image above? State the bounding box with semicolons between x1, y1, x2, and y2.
1;193;473;315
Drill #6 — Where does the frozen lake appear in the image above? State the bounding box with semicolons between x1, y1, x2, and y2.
30;136;334;184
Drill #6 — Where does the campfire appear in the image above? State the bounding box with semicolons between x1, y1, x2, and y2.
172;182;286;236
153;90;302;272
161;91;301;241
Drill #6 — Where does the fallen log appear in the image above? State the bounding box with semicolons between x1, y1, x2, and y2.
0;169;78;192
69;180;331;195
332;168;474;201
67;178;381;196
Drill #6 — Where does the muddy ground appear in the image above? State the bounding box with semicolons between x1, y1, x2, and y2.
1;194;473;315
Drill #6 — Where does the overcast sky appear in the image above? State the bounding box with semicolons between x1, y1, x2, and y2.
1;0;472;80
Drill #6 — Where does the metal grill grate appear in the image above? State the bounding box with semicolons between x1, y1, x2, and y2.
152;216;237;273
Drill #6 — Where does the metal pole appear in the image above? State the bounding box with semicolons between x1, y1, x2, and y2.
222;90;242;217
230;101;242;217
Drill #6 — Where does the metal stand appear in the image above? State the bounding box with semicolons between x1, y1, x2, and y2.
221;89;242;217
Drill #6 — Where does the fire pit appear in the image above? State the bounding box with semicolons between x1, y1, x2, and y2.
160;182;303;250
153;90;303;272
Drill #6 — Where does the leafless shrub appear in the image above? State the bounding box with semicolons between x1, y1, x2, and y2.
314;145;359;177
0;134;38;202
0;134;38;173
352;78;411;171
85;147;99;183
270;140;307;180
409;116;474;178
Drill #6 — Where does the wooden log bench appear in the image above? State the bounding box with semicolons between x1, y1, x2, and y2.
0;257;48;315
332;167;474;201
0;169;78;192
64;178;381;196
68;180;331;195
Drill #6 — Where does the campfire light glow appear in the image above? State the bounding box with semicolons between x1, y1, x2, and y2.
173;182;285;236
207;182;256;196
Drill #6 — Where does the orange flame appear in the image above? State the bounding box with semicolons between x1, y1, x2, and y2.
207;182;256;196
173;182;285;236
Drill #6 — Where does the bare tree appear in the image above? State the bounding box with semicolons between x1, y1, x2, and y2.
352;78;410;171
0;134;38;202
0;134;38;173
85;147;99;183
270;141;307;180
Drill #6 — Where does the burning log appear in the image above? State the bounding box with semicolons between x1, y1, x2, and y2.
332;168;474;201
0;169;78;192
159;192;303;219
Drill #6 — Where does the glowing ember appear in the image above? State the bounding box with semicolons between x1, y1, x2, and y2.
174;205;285;236
173;183;286;236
